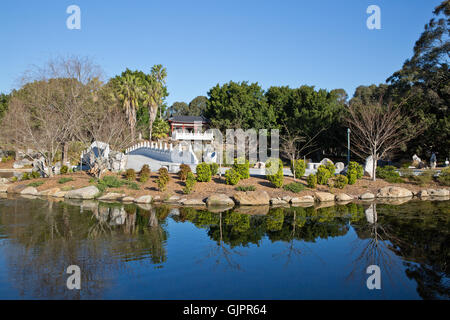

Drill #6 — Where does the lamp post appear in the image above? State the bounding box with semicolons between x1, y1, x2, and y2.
347;128;351;165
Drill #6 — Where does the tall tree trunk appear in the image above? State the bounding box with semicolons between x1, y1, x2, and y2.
372;152;377;181
148;105;158;141
62;141;69;165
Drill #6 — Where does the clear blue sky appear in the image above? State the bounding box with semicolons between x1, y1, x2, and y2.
0;0;442;105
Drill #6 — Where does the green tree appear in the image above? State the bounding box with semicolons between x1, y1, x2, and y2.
188;95;208;116
387;1;449;158
0;93;10;122
170;101;189;116
205;81;277;131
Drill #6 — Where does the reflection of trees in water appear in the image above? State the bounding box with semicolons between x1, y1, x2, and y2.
0;198;169;299
351;201;450;299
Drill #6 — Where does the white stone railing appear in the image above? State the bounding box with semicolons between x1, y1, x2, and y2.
125;141;198;164
171;131;214;141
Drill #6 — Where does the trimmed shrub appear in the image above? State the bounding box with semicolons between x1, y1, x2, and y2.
290;159;306;179
348;161;364;179
283;182;305;193
409;169;434;186
183;172;196;194
30;171;41;179
235;185;256;191
347;169;357;185
317;165;331;185
307;174;317;188
178;164;191;181
334;174;348;189
376;165;402;183
438;167;450;186
125;169;136;181
325;161;336;176
21;172;30;181
266;158;284;188
196;162;212;182
233;158;250;179
60;165;69;175
97;175;124;191
139;165;151;183
209;163;219;176
156;168;170;191
225;168;240;185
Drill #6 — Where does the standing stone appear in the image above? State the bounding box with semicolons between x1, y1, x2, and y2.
335;162;345;173
364;156;374;178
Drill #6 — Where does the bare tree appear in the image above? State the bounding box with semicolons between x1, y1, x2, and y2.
346;98;425;181
280;124;323;180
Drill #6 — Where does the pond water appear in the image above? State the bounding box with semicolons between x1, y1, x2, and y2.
0;195;448;300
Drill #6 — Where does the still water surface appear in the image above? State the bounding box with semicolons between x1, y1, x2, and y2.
0;195;448;300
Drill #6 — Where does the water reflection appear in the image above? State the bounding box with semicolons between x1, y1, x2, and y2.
0;196;448;299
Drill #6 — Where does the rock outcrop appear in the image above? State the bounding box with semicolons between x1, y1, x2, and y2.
206;194;235;207
377;186;413;198
64;186;100;200
314;192;335;202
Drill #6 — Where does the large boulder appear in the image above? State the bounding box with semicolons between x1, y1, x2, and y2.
38;188;61;196
290;195;314;204
181;198;206;206
377;186;413;198
359;192;375;200
64;186;100;200
427;189;449;197
20;186;38;195
134;195;152;204
206;194;235;207
98;193;126;201
335;193;353;202
7;184;29;194
233;191;270;205
164;195;181;204
270;197;289;205
314;192;335;202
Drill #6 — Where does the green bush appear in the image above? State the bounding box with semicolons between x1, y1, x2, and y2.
139;165;151;183
21;172;30;181
233;158;250;179
283;182;305;193
30;171;41;179
11;176;18;182
60;165;69;174
235;185;256;191
97;175;125;191
317;165;331;185
347;169;357;185
438;167;450;186
266;158;284;188
376;165;402;183
290;159;306;179
409;169;434;186
183;172;196;194
225;168;241;185
334;174;348;189
156;167;170;191
209;163;219;176
348;161;364;179
325;161;336;176
58;177;74;184
28;181;44;187
196;162;212;182
307;174;317;188
125;169;136;181
178;164;191;181
127;182;140;190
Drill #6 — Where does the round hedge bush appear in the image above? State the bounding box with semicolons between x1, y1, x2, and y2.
196;162;212;182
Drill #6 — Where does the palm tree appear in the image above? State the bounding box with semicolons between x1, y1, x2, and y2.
143;65;167;140
113;73;143;143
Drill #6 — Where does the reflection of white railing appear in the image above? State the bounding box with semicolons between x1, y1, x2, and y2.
172;131;213;141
